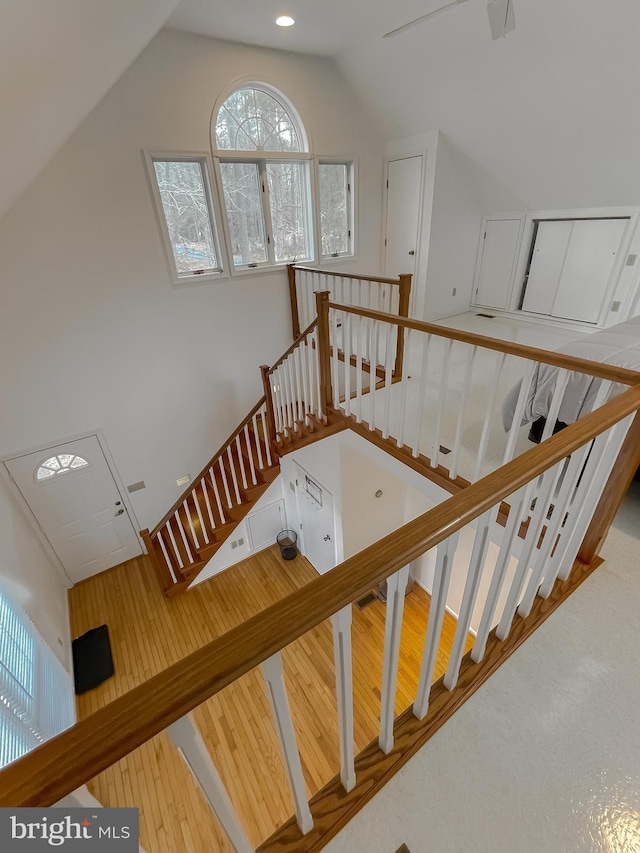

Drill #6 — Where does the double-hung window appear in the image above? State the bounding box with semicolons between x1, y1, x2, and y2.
147;154;223;284
214;85;314;270
318;160;354;259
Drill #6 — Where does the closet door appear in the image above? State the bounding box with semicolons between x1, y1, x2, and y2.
522;221;572;315
523;218;627;323
474;218;522;309
551;219;627;323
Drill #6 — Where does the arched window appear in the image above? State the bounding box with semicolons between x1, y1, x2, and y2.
213;84;313;268
36;454;89;481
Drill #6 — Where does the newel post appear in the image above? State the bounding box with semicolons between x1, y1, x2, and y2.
287;264;301;339
260;365;279;449
315;291;333;416
394;273;412;377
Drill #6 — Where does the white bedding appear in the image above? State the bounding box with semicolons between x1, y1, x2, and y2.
502;316;640;431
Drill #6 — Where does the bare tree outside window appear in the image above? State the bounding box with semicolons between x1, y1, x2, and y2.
215;85;313;268
152;160;219;274
319;163;351;257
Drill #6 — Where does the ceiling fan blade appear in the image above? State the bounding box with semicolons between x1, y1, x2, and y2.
383;0;469;39
487;0;515;39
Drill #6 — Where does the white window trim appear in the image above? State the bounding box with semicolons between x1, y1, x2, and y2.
212;154;316;274
315;156;358;264
143;150;228;287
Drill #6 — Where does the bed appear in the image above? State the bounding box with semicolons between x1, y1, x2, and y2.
502;315;640;437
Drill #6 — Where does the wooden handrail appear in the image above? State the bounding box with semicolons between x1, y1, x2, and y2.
150;396;267;537
266;319;318;376
292;265;403;286
3;382;640;807
331;303;640;386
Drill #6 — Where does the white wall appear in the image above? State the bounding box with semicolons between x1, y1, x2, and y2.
0;479;71;667
424;135;484;320
0;0;181;220
0;30;385;539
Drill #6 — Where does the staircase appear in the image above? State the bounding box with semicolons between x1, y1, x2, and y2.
141;317;340;595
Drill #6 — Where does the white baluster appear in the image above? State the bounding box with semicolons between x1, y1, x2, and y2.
517;442;593;617
496;460;564;641
260;408;273;466
331;605;356;792
294;346;305;425
184;498;201;549
343;312;352;417
449;345;477;479
382;324;394;440
175;510;194;564
165;519;183;570
413;533;459;720
227;446;241;504
210;467;226;524
412;334;432;458
471;489;527;663
395;327;411;449
443;509;495;691
262;653;314;834
331;310;341;409
473;351;507;481
546;415;632;587
243;425;257;486
157;531;178;584
218;457;233;510
235;435;248;491
369;321;378;430
502;361;536;464
355;315;364;424
201;479;216;532
299;340;311;426
271;368;284;436
431;338;453;469
192;488;209;545
167;714;254;853
252;414;265;470
379;564;410;754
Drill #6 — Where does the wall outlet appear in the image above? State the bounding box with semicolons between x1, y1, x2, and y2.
452;287;457;296
611;300;621;313
626;254;637;266
231;540;238;549
238;537;244;546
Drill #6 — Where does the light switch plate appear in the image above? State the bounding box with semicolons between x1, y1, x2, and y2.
176;475;191;487
127;481;145;493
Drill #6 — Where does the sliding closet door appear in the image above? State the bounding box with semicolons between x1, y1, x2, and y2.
522;218;627;323
522;221;573;315
551;219;627;323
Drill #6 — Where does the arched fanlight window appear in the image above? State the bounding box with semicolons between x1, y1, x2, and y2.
36;454;89;481
213;84;313;268
214;86;305;153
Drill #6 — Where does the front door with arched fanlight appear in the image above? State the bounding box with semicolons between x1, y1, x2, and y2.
4;435;142;583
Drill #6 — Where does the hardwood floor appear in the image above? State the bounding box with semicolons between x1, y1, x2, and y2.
68;548;471;853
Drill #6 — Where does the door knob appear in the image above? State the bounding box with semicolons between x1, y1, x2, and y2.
408;250;415;256
114;508;125;517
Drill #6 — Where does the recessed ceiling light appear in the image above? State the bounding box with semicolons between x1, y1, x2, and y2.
276;15;295;27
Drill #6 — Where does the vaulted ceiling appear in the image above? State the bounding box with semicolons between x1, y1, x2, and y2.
3;0;640;220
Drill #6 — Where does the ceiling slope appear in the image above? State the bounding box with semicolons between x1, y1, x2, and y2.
0;0;181;220
336;0;640;211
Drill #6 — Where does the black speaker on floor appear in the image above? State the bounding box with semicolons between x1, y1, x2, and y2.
72;624;115;695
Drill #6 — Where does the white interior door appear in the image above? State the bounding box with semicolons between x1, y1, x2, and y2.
294;463;336;575
474;219;522;309
5;435;141;583
523;218;628;322
384;156;422;280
